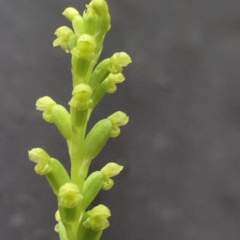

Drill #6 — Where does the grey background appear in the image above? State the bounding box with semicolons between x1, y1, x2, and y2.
1;0;240;239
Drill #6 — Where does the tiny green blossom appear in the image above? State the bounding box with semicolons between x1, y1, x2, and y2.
69;83;93;110
53;26;74;52
58;183;83;208
107;111;129;137
101;162;123;190
107;73;125;93
36;96;56;123
83;204;111;231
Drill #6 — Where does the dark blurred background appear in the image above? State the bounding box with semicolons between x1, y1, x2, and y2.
1;0;240;239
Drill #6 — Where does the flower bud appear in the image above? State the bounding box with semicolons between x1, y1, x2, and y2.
108;111;129;126
58;183;83;208
28;148;51;164
89;0;111;35
72;15;85;36
83;5;97;35
90;0;109;16
110;52;132;67
83;119;112;161
83;204;111;231
69;83;93;110
36;96;57;123
76;34;97;59
107;111;129;137
62;7;80;22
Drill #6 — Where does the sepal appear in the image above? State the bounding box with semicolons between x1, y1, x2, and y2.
101;162;123;190
28;148;51;164
110;52;132;67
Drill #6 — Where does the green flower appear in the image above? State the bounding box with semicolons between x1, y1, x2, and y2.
53;26;74;53
83;204;111;231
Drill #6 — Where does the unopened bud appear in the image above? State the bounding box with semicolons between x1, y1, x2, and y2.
91;0;109;16
62;7;80;22
101;162;124;178
72;15;85;35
